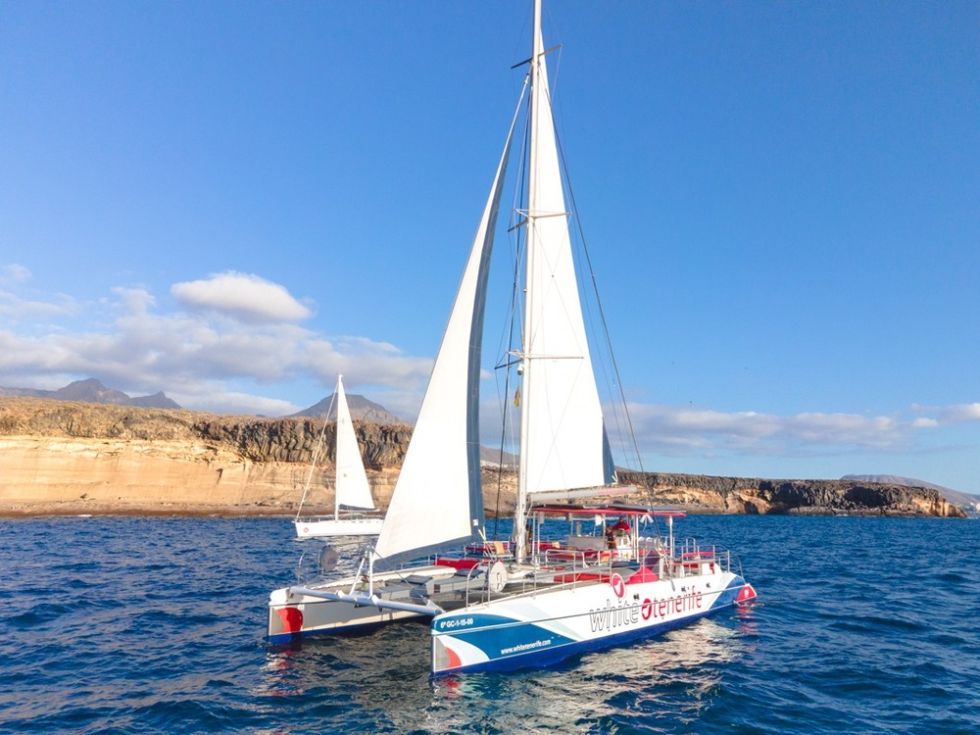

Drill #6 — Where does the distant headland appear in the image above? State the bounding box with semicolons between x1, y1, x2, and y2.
0;378;180;409
0;393;968;518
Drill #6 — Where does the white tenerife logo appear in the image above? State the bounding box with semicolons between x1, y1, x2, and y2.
588;590;704;632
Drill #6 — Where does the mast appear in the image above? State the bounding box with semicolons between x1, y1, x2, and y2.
514;0;613;562
515;0;543;564
333;374;343;521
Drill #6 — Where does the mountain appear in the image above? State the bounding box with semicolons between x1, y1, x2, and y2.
291;393;404;424
53;378;131;404
127;391;182;409
0;379;181;409
841;474;980;507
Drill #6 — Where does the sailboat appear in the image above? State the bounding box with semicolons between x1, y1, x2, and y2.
427;0;757;674
293;375;383;539
268;0;756;660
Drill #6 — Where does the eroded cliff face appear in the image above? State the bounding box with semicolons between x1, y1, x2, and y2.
0;398;407;514
616;472;964;518
0;397;964;517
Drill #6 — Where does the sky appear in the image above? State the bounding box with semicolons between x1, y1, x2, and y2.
1;1;978;492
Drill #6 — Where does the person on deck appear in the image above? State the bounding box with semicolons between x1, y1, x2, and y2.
606;516;631;549
612;516;631;533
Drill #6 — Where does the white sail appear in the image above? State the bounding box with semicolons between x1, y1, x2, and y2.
520;25;613;497
372;98;522;566
333;375;374;511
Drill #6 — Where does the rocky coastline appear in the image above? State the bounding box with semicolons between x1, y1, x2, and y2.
0;397;965;518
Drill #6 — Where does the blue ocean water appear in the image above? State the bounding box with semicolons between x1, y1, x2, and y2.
0;515;977;734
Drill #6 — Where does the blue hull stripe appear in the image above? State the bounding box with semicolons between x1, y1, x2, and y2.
433;576;746;676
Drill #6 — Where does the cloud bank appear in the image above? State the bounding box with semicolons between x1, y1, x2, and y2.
0;268;431;415
1;265;977;464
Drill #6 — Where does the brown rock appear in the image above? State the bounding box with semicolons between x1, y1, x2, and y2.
0;397;965;518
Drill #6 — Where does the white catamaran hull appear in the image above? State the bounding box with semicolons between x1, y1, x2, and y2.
268;564;465;642
268;586;422;642
293;517;384;539
431;570;757;675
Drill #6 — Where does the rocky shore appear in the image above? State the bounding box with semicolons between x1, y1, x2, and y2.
617;472;962;518
0;397;965;518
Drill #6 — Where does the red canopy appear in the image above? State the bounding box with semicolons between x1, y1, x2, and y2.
529;504;685;518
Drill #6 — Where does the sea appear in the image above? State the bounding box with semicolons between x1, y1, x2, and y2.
1;515;977;734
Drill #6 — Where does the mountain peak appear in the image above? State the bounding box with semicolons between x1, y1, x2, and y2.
55;379;129;404
65;378;105;388
291;392;403;424
128;391;181;409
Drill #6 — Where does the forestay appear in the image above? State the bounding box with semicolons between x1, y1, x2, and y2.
372;89;525;567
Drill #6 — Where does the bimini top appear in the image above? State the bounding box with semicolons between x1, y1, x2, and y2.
528;504;686;518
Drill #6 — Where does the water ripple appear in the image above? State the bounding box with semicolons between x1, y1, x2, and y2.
0;516;978;733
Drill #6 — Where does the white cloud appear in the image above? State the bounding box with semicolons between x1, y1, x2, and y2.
113;287;155;315
620;403;910;456
0;265;78;321
170;388;299;417
3;270;979;441
300;337;432;389
1;264;31;284
912;402;980;426
171;271;312;323
0;276;433;415
940;403;980;423
0;290;77;320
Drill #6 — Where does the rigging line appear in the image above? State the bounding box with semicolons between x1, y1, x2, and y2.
549;92;648;487
295;390;338;522
494;224;525;531
494;76;531;377
493;76;532;541
493;231;523;539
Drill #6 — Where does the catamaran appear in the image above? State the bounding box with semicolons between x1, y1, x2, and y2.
429;0;757;674
268;0;756;669
293;375;382;539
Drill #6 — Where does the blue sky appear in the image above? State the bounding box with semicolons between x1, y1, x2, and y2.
1;1;978;492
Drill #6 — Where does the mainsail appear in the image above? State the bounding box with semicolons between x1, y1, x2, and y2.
520;26;614;497
333;375;374;512
512;23;615;562
372;89;524;566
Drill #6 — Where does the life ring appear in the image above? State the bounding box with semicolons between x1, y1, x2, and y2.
610;573;625;598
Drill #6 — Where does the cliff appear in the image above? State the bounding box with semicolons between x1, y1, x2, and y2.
0;397;964;518
0;397;410;516
616;472;963;518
